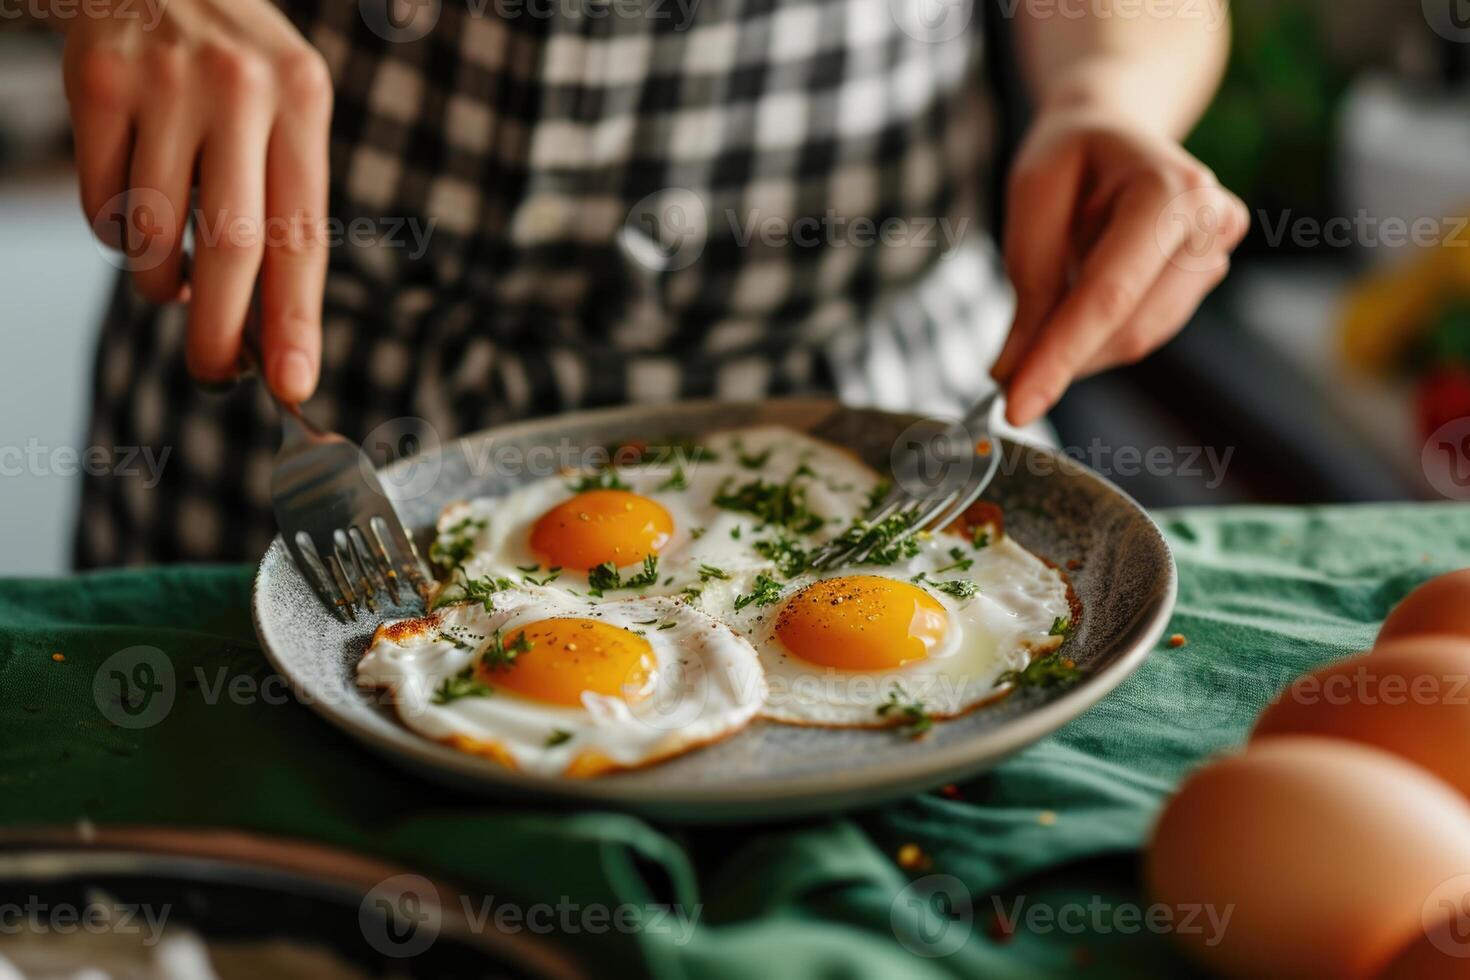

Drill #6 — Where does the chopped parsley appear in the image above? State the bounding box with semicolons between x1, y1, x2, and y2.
996;652;1082;691
753;532;810;578
863;480;892;514
826;511;921;567
658;464;689;491
429;516;486;572
737;446;774;469
698;564;731;582
567;469;631;493
734;574;784;611
522;566;563;586
656;621;677;631
690;527;706;540
730;525;742;540
545;728;574;747
936;547;974;574
432;573;516;612
433;668;491;704
481;629;534;672
586;555;660;597
911;572;979;599
712;468;825;534
1049;616;1074;639
877;686;934;738
971;527;991;549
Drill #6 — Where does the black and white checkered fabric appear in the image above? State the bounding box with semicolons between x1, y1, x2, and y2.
75;0;1012;566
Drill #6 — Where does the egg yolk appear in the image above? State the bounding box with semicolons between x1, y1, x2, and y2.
478;617;654;707
775;575;947;670
529;490;673;571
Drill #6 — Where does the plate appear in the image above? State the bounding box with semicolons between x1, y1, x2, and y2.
252;399;1176;821
0;826;580;976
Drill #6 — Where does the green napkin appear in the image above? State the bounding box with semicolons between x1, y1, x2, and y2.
2;503;1467;977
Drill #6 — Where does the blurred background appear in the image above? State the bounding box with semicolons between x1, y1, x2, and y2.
2;0;1469;574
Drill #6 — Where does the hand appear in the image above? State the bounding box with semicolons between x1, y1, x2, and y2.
60;0;333;401
992;102;1249;427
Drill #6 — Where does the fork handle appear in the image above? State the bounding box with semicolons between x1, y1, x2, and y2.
236;281;325;450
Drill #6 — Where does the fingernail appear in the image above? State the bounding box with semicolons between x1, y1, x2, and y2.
273;349;316;402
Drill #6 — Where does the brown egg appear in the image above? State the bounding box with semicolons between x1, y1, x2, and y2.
1252;636;1470;798
1146;737;1470;980
1379;570;1470;643
1378;913;1470;980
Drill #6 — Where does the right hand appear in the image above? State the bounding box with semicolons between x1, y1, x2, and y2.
60;0;333;402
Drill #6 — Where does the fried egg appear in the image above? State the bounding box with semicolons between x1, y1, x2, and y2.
358;588;765;777
724;529;1075;727
428;426;877;606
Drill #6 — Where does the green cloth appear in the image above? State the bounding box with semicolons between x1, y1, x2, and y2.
3;503;1469;977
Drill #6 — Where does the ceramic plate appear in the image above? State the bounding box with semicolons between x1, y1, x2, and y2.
252;400;1175;822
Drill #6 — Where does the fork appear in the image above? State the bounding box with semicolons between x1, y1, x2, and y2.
234;293;432;622
806;390;1004;571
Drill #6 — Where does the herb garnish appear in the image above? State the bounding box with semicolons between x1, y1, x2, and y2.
567;470;631;493
996;652;1081;690
910;572;979;599
545;729;573;747
737;446;774;469
971;527;991;549
1049;616;1074;639
433;668;491;704
877;686;934;738
658;464;689;491
586;555;660;597
825;511;921;566
734;574;784;611
712;470;825;534
753;532;810;578
481;629;534;672
432;573;516;612
430;516;487;572
522;566;563;586
698;564;730;582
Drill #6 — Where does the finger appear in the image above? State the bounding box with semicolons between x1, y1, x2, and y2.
126;92;198;303
1004;175;1198;426
186;92;272;384
992;145;1084;384
1079;192;1247;376
1080;252;1231;376
64;47;134;251
260;50;332;403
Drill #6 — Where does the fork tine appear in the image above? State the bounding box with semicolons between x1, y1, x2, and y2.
292;532;349;624
326;552;359;622
373;515;431;604
351;524;397;604
335;531;378;614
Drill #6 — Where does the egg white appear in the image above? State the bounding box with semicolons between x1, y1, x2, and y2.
722;529;1075;727
428;425;880;606
357;588;766;777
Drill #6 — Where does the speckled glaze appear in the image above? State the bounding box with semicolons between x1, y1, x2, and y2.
252;400;1176;822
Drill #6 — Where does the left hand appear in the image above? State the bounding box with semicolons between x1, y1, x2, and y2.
991;103;1249;426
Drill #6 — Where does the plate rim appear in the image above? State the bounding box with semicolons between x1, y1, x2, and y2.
252;398;1176;817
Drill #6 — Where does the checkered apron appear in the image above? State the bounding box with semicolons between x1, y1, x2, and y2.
75;0;1010;566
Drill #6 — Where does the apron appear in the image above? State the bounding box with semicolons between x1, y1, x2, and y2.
75;0;1008;566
